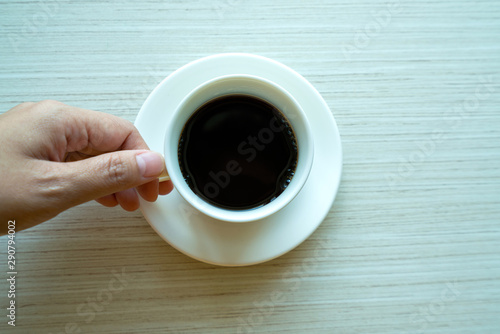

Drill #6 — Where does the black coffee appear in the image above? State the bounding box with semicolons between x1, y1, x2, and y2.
178;94;298;210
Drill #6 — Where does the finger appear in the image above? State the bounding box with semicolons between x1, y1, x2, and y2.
10;101;150;161
116;188;140;211
56;150;165;207
136;179;159;202
65;151;92;162
159;180;174;195
59;103;150;154
95;194;119;207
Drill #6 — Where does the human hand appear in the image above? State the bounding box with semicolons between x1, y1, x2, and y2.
0;100;173;233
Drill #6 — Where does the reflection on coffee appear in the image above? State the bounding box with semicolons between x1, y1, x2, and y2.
178;94;298;210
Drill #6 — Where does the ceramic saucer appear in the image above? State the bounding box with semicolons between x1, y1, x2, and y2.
135;53;342;266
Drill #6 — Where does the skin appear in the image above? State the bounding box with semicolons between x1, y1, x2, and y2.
0;100;173;234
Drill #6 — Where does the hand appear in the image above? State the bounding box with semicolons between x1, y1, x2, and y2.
0;100;173;234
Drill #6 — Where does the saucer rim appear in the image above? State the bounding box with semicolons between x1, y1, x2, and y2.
135;53;343;266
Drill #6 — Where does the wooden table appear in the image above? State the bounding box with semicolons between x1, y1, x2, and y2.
1;1;499;333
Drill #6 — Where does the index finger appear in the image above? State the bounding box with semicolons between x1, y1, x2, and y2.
58;104;150;154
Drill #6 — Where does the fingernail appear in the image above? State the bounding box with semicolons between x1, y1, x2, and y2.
136;151;165;178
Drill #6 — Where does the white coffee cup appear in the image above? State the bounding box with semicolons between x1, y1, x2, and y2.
164;74;314;222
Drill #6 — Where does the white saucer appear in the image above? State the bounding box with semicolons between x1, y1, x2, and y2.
135;54;342;266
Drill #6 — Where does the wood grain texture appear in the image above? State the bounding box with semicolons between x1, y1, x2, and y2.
1;0;499;333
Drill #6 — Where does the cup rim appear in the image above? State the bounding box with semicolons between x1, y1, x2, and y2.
164;74;314;223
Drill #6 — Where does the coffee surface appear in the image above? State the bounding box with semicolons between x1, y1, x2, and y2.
178;94;298;210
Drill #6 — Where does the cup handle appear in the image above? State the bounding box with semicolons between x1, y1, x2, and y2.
158;155;170;182
159;171;170;182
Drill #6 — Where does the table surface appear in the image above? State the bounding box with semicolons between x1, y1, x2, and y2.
1;1;499;333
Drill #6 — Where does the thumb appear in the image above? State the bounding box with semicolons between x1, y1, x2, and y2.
60;150;165;205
